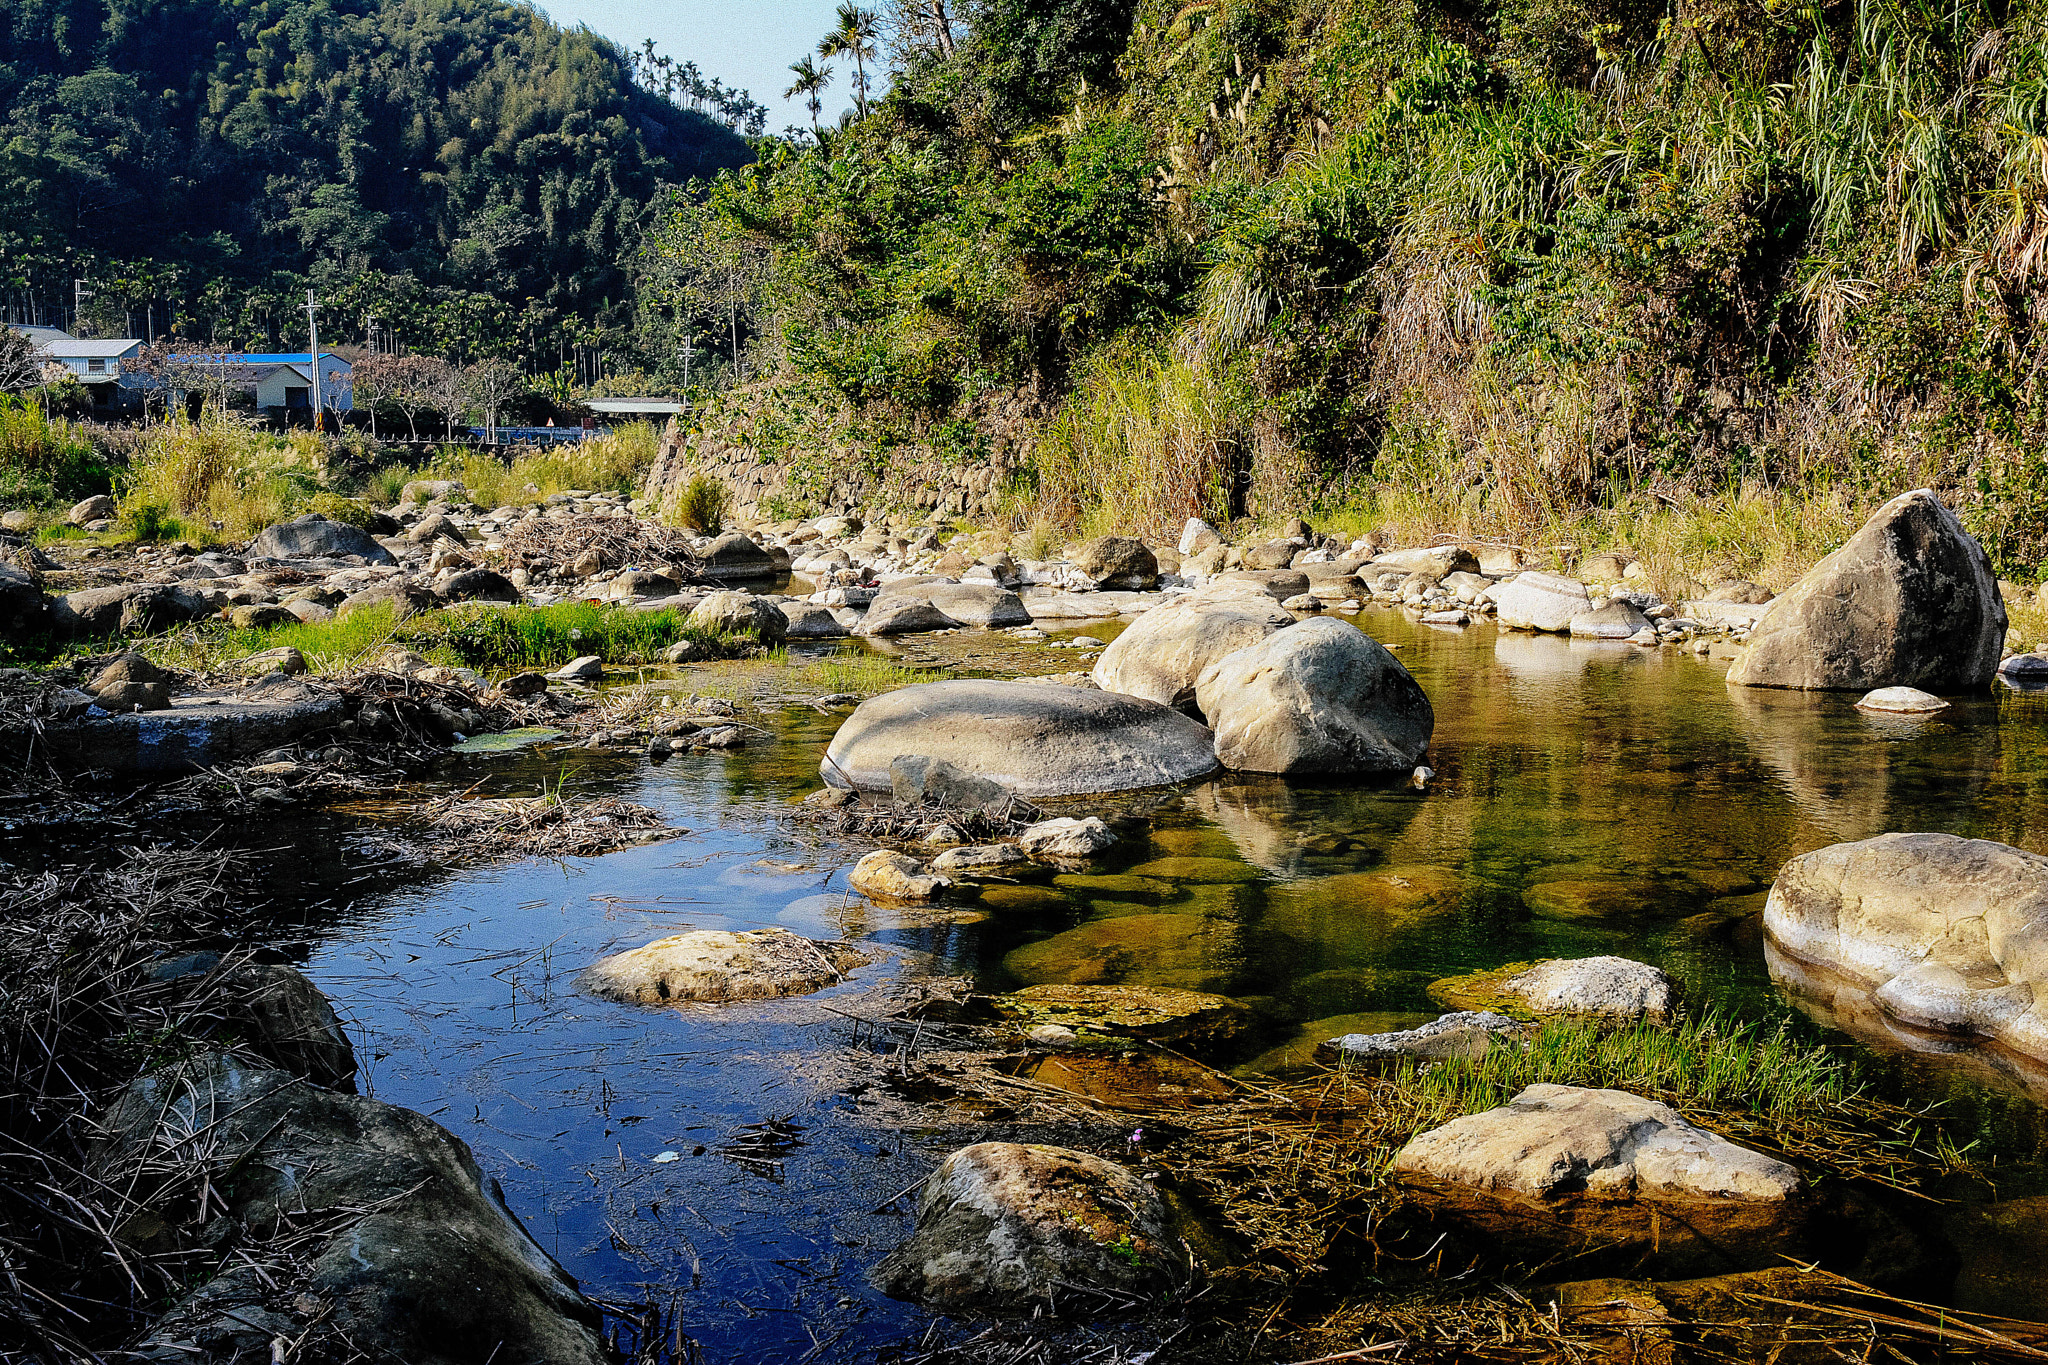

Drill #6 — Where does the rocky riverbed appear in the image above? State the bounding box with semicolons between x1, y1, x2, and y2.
6;484;2048;1362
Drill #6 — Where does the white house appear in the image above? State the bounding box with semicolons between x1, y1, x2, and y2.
11;329;152;412
166;351;355;414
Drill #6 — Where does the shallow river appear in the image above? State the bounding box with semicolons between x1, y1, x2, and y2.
284;606;2048;1357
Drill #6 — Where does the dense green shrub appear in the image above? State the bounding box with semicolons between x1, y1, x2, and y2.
0;400;114;508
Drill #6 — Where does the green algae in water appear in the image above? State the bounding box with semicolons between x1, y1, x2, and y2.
450;726;563;754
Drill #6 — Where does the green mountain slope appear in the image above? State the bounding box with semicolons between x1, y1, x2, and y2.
0;0;753;348
701;0;2048;573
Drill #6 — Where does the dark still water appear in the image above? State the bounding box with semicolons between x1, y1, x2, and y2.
292;609;2048;1358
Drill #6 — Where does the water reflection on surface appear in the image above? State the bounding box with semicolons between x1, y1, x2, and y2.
293;606;2048;1356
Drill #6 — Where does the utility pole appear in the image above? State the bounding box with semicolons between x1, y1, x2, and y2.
304;290;324;430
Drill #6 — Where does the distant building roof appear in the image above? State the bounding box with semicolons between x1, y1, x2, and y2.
40;338;142;358
229;352;350;366
585;397;683;415
10;325;73;346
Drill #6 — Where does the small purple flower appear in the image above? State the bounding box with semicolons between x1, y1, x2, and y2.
1128;1127;1144;1147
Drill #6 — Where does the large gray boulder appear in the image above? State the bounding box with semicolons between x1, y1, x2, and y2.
926;581;1031;627
438;567;519;604
1729;489;2006;691
1209;568;1309;600
871;1142;1199;1311
1764;833;2048;1062
144;955;358;1091
698;531;779;579
1373;545;1479;576
688;589;787;643
782;601;849;638
1090;594;1291;713
1391;1083;1805;1277
1073;536;1158;589
247;513;398;565
822;679;1219;797
105;1053;607;1365
54;583;214;637
1194;617;1433;774
1494;572;1593;632
337;577;438;622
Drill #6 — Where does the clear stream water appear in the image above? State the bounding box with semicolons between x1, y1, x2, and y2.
268;606;2048;1358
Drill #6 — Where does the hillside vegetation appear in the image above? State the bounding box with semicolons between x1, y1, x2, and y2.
696;0;2048;578
0;0;753;359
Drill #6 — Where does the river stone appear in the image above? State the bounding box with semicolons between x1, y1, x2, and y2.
1180;517;1224;554
850;849;953;901
1391;1084;1805;1277
1242;538;1303;570
1373;546;1480;576
144;955;357;1091
927;581;1031;627
239;646;308;676
891;754;1016;811
54;582;214;636
552;654;603;681
407;512;467;545
68;493;115;526
247;513;398;565
932;843;1031;873
1004;913;1232;991
1495;572;1594;632
1570;600;1653;640
1326;1010;1525;1062
111;1054;608;1365
580;927;867;1005
1764;833;2048;1060
699;531;778;578
438;567;520;604
871;1142;1197;1311
1523;878;1649;920
854;597;958;636
1706;579;1775;604
782;601;849;638
689;589;787;643
0;562;47;636
229;602;297;629
1728;489;2006;691
1019;816;1118;859
1089;595;1291;714
2000;652;2048;678
822;680;1218;797
90;651;174;711
1507;957;1675;1020
1195;617;1433;774
1854;685;1949;714
1072;535;1158;590
1208;568;1309;600
337;577;437;622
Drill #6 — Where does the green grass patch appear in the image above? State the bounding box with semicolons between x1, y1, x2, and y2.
146;602;745;675
797;649;948;696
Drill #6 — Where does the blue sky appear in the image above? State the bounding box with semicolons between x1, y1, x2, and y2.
543;0;861;132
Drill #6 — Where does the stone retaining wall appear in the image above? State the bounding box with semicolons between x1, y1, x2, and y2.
642;420;1017;524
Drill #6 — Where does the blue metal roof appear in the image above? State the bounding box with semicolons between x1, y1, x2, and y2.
230;353;349;365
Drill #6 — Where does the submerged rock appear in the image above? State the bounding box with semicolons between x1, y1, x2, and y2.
1764;833;2048;1063
1728;489;2005;692
579;927;867;1005
994;983;1248;1051
871;1142;1199;1312
1195;617;1433;774
822;680;1218;797
1391;1084;1806;1277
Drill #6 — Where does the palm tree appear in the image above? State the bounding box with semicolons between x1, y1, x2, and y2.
785;55;832;139
818;4;880;118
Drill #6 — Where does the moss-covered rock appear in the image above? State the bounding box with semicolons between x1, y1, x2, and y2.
994;983;1248;1052
1003;914;1235;992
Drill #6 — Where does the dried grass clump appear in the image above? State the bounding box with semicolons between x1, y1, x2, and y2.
498;510;704;575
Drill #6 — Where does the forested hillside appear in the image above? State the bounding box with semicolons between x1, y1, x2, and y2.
695;0;2048;576
0;0;754;364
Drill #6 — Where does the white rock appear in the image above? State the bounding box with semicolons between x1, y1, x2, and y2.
850;850;953;901
1855;686;1949;713
580;928;866;1004
1505;957;1673;1020
1017;816;1117;860
1494;572;1593;632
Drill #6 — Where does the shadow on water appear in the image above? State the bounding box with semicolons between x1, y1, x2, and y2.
238;606;2048;1355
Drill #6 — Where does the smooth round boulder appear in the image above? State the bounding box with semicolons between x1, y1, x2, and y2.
1764;833;2048;1062
1729;489;2005;692
849;850;952;901
1194;617;1433;774
1495;572;1593;632
1090;595;1290;714
781;601;848;638
2000;652;2048;678
1855;686;1948;714
1073;536;1158;589
698;531;778;578
1569;600;1652;640
438;567;519;604
822;680;1219;797
925;581;1030;627
247;513;397;565
579;928;867;1005
688;589;787;643
871;1142;1199;1311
